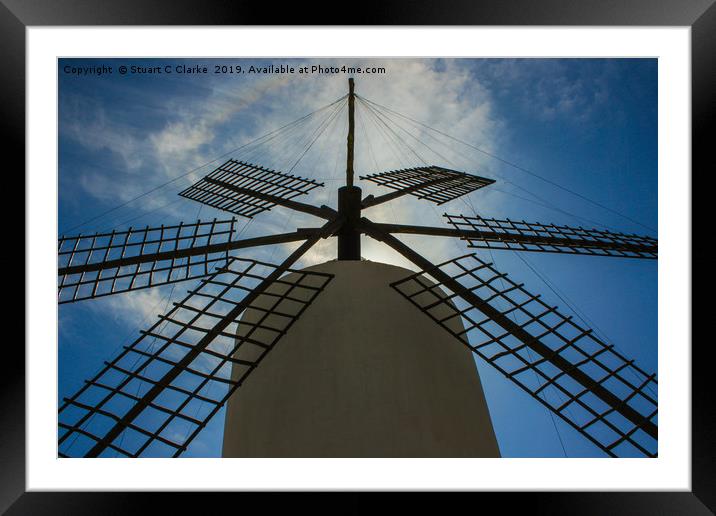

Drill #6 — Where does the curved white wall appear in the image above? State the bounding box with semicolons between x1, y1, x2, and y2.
222;260;500;457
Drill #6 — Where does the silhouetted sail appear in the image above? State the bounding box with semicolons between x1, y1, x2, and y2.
391;253;657;457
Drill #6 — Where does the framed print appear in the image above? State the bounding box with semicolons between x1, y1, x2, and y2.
8;0;713;513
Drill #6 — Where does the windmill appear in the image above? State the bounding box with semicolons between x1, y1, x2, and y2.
58;78;658;459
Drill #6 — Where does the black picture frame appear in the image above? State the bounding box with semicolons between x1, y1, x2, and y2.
7;1;712;513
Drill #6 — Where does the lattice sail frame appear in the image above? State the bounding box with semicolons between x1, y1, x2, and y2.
445;213;658;259
360;165;495;205
58;219;238;303
391;254;658;457
58;257;333;458
179;159;324;218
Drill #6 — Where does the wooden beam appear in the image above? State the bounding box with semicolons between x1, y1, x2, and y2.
360;174;460;209
203;177;337;220
58;228;323;277
372;222;657;257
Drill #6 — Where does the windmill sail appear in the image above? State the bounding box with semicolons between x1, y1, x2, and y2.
390;253;657;457
58;219;238;303
58;256;334;457
179;159;324;218
445;213;657;259
360;165;494;206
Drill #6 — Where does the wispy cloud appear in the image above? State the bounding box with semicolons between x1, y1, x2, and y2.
62;58;506;322
71;62;490;186
475;59;611;123
88;286;174;329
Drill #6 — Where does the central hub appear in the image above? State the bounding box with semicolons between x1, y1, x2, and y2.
337;186;362;260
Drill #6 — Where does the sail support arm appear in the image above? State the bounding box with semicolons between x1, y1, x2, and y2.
203;178;337;220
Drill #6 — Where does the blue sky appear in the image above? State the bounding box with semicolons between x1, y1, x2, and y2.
58;58;657;458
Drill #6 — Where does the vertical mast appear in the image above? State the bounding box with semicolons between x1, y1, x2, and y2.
346;78;355;187
337;78;361;260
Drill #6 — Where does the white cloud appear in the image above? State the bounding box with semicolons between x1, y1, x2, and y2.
148;75;293;173
62;58;508;334
62;59;504;233
89;286;174;329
